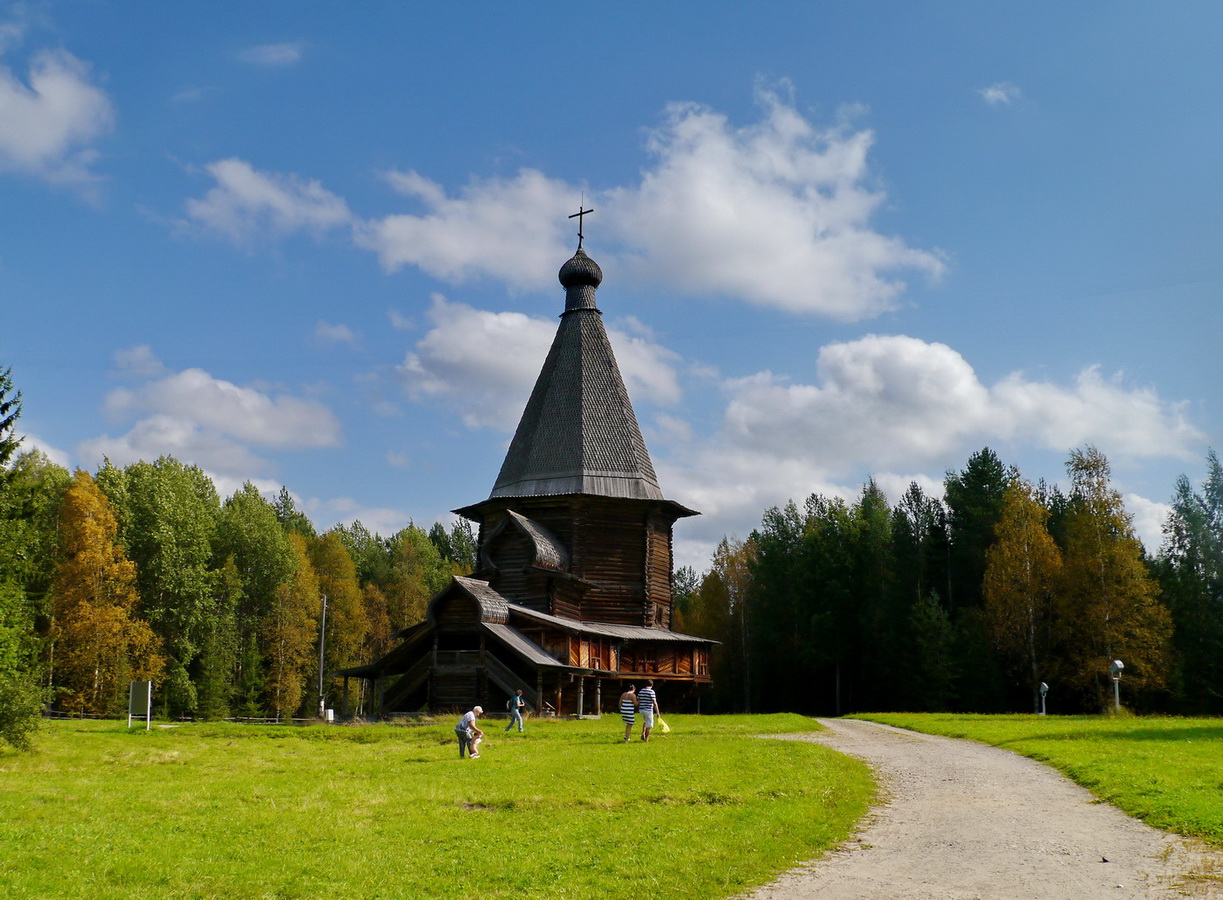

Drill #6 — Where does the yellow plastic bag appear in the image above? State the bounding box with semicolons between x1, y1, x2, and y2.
658;717;671;734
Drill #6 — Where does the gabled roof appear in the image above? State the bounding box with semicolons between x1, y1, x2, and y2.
488;247;666;503
424;575;509;626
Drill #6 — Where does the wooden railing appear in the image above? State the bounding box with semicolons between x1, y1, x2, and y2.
482;652;540;710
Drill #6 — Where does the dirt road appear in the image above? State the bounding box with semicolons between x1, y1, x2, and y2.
743;718;1222;899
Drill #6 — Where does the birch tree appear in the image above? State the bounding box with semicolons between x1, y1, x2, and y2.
262;534;319;720
1058;446;1171;708
984;476;1063;711
310;531;366;708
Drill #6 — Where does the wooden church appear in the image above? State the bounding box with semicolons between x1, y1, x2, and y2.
338;224;715;716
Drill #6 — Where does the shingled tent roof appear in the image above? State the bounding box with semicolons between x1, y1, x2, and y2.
488;247;666;502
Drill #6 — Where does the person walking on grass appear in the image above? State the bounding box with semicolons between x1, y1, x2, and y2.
505;689;526;733
619;683;638;743
638;679;660;741
455;706;484;759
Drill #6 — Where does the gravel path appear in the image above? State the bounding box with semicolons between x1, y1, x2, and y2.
742;718;1222;900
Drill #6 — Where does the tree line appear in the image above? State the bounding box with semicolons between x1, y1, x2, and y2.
0;366;476;747
4;361;1223;746
674;445;1223;718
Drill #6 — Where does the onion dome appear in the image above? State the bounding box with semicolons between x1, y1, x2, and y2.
558;248;603;289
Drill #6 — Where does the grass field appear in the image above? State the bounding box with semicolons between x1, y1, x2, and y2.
0;714;872;900
859;713;1223;846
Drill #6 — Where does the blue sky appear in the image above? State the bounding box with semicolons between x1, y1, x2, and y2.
3;2;1220;569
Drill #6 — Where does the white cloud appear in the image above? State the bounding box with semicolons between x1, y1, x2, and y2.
79;360;343;491
978;82;1021;106
189;88;940;321
237;42;304;67
79;414;271;476
394;295;683;431
209;472;286;505
0;48;113;187
355;168;576;290
185;158;352;242
387;309;414;331
394;295;558;430
991;367;1202;460
314;320;358;346
720;336;1203;475
104;367;340;449
114;344;166;377
19;432;72;470
723;335;989;473
606;319;683;408
304;495;410;539
653;334;1203;568
0;19;26;56
1125;493;1170;555
602;86;945;319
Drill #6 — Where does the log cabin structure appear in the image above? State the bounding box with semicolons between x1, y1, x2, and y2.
338;235;715;716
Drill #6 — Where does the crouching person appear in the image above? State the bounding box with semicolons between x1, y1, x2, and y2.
455;706;484;759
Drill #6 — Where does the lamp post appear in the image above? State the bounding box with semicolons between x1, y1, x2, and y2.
1109;659;1124;713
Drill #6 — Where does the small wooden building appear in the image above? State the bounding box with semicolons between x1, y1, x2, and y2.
338;242;714;716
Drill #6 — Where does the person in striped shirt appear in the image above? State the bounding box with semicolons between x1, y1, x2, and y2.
638;679;660;742
618;684;638;743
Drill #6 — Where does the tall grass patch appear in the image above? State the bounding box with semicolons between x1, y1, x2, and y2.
859;713;1223;845
1;714;870;899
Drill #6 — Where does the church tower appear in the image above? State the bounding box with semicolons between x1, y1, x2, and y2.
454;243;697;630
337;226;714;717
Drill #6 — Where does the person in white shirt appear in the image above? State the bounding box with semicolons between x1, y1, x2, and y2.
454;706;484;759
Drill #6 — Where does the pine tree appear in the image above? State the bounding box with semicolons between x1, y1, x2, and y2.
273;486;316;538
670;565;700;631
944;448;1008;613
0;366;23;474
1157;451;1223;712
682;567;734;710
0;449;70;746
908;591;956;711
802;494;859;715
712;536;756;712
196;557;241;720
748;501;808;712
852;479;895;709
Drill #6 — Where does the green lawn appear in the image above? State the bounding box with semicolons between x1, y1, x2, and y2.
858;713;1223;846
0;715;871;900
